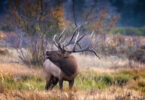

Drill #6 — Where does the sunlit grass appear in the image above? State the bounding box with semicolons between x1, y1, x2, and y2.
0;51;145;99
0;74;45;90
0;69;145;94
0;64;145;99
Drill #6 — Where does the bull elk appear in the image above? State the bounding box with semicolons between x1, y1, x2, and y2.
43;27;100;90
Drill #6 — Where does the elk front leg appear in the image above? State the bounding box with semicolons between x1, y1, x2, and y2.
45;75;53;90
59;79;63;91
69;79;74;90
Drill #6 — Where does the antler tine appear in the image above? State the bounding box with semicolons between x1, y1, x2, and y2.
65;31;92;53
64;31;100;58
53;34;63;51
81;31;94;48
53;34;58;47
75;32;80;43
72;32;80;51
64;25;81;47
63;33;87;50
87;48;100;59
73;32;88;50
65;45;100;58
76;33;86;43
58;28;66;43
87;31;95;46
90;31;95;38
73;33;88;49
52;29;66;52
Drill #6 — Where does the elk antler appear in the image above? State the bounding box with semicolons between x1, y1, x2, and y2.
64;26;81;47
64;31;100;59
52;27;100;59
53;29;66;52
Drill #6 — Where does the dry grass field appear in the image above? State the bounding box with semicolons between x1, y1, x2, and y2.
0;0;145;99
0;48;145;100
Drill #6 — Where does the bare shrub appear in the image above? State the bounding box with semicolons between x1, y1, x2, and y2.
0;48;9;55
128;49;145;64
16;39;46;66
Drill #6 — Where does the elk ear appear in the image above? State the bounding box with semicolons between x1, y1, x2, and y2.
57;51;63;57
58;52;69;58
63;52;70;58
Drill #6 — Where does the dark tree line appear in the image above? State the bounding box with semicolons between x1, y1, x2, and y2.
1;0;145;27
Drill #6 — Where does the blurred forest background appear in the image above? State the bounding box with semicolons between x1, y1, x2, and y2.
0;0;144;66
0;0;145;27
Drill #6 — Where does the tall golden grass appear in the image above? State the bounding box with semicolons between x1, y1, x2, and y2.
0;48;145;100
0;86;144;100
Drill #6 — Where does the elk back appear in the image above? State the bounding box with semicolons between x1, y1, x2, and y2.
52;55;78;76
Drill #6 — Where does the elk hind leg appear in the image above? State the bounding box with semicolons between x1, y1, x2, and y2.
69;79;74;90
45;79;51;90
59;79;63;91
50;76;59;89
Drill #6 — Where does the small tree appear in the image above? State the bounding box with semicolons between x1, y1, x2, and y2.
6;0;67;66
83;8;119;53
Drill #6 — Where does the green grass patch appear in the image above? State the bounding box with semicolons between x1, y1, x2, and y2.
102;74;113;85
139;72;145;78
111;26;145;36
0;69;145;92
133;75;140;80
114;74;130;86
138;81;145;88
119;70;133;76
0;74;45;90
130;80;145;96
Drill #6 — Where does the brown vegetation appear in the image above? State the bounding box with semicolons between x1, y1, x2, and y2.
0;63;43;76
0;64;145;100
0;87;144;100
0;48;9;55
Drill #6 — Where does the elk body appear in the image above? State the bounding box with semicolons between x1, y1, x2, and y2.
44;52;78;90
43;27;99;90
